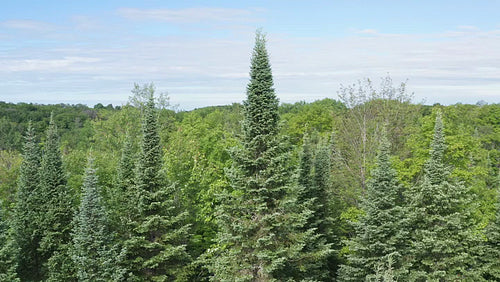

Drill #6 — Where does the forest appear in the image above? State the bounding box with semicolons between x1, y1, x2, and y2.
0;32;499;281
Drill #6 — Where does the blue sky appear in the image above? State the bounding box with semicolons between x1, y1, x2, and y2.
1;0;499;109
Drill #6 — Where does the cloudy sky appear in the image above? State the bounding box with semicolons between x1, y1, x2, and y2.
1;0;499;109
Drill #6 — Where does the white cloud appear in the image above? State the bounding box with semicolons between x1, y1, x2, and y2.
1;20;54;32
3;57;102;72
2;21;499;109
117;7;261;24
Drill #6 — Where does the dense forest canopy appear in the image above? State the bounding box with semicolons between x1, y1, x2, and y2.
0;33;499;281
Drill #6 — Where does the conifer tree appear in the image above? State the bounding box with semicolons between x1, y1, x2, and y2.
111;132;136;237
297;135;338;279
124;92;190;280
404;111;479;280
12;122;42;280
0;205;19;282
338;131;408;281
298;133;314;195
37;113;75;279
312;143;333;236
72;154;124;281
210;30;331;281
117;132;136;193
479;187;500;280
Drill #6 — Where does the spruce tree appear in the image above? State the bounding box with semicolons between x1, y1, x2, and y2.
0;205;19;282
72;155;124;281
338;131;408;281
124;93;190;280
404;111;479;280
312;142;333;237
12;122;42;280
111;132;136;238
297;135;338;279
298;133;314;195
479;188;500;280
209;31;331;281
37;113;75;280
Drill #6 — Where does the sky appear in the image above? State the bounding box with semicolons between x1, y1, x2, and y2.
1;0;499;109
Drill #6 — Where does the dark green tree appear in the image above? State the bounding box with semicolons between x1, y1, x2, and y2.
312;142;334;237
123;91;191;280
209;31;331;281
37;113;75;280
338;131;408;281
11;122;42;280
297;134;339;279
72;154;125;281
404;111;480;280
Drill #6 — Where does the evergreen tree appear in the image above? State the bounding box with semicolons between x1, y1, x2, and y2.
111;131;136;237
0;205;19;282
209;31;331;281
298;133;314;195
12;122;42;280
479;187;500;280
312;142;333;237
117;131;136;193
37;113;75;280
72;154;124;281
404;111;480;280
297;135;338;279
338;131;408;281
124;92;191;280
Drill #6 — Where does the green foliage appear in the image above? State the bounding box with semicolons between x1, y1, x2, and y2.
338;131;408;281
280;98;346;144
11;123;43;280
210;31;331;281
72;155;125;281
403;112;481;280
297;134;340;279
0;49;498;281
334;77;418;201
0;150;21;211
0;205;19;281
124;91;191;281
37;113;75;280
476;186;500;280
165;109;236;259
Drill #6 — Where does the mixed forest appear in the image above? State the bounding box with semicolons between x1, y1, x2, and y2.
0;32;499;281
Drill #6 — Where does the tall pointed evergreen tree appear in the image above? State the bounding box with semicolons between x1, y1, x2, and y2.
12;122;42;280
338;130;408;281
123;92;191;280
72;154;124;281
404;111;480;280
209;30;331;281
37;113;75;280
